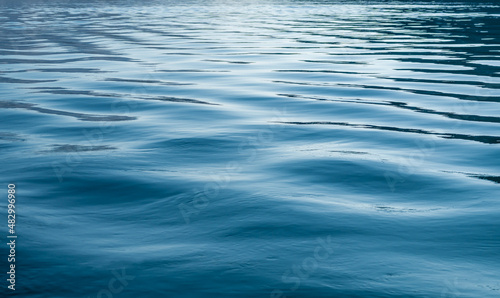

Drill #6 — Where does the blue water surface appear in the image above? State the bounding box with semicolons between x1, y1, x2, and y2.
1;0;499;297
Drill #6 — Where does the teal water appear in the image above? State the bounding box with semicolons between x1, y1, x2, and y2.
1;0;500;297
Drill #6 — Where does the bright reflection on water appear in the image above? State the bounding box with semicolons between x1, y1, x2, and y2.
1;0;499;297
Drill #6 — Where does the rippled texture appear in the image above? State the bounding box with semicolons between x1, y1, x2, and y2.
1;0;500;297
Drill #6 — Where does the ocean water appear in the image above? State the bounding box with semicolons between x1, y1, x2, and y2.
1;0;499;297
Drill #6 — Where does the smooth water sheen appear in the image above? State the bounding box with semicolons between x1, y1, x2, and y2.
1;0;499;297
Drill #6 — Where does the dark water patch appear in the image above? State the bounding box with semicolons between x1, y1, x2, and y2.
104;78;194;86
473;175;500;184
0;101;136;122
132;27;198;39
302;59;369;65
144;137;237;153
395;67;500;78
329;150;369;155
0;132;25;142
375;75;500;90
28;87;66;90
374;206;442;214
139;96;219;106
159;52;197;55
228;52;299;55
42;144;116;153
275;69;376;75
203;59;253;64
278;93;500;124
0;50;71;56
157;69;231;73
0;76;57;84
77;28;146;45
30;68;111;73
275;121;500;144
445;171;500;185
0;56;136;64
336;83;500;103
32;33;120;56
31;87;218;105
35;89;121;98
273;80;323;86
0;69;26;74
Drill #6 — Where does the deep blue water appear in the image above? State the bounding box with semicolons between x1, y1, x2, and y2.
1;0;500;297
